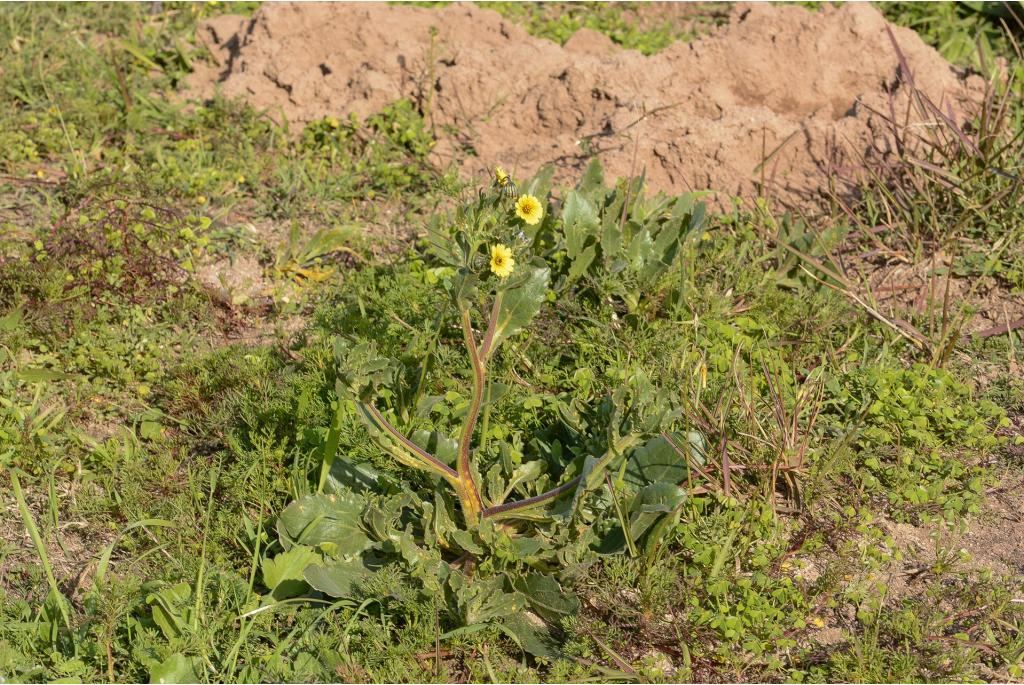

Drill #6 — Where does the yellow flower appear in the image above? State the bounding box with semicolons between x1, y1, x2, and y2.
490;244;515;279
515;194;543;226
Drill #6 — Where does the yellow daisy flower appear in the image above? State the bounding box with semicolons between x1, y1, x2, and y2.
515;194;543;226
490;244;515;279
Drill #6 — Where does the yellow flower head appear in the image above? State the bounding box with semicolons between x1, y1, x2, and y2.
495;166;509;184
490;244;515;279
515;194;543;226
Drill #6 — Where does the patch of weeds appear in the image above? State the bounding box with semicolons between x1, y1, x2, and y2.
817;563;1024;682
575;497;815;679
819;362;1006;522
250;169;704;665
301;100;436;195
0;4;444;229
0;367;66;473
0;192;218;412
487;2;728;55
883;1;1023;70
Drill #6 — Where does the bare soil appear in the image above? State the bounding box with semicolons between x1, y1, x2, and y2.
189;1;982;212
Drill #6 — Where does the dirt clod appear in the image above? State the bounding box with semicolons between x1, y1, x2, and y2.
190;2;979;211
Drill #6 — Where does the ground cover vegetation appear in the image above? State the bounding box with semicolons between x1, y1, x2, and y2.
1;2;1022;683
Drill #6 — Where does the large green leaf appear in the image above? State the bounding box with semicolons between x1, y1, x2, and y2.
450;573;525;626
624;435;689;487
503;612;563;658
632;481;687;514
145;582;192;641
451;528;485;554
262;545;319;599
149;654;201;684
324;457;380;495
626;227;654;271
513;573;580;624
500;459;544;503
567;244;597;283
431;490;460;547
277;492;371;557
521;163;555;201
487;265;550;354
562;191;599;259
303;556;379;598
597;482;686;555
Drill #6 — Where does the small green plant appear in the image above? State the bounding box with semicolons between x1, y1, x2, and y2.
546;160;708;314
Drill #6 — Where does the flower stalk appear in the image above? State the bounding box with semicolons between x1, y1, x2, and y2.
357;286;593;526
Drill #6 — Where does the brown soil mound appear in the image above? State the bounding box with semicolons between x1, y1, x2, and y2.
189;2;979;211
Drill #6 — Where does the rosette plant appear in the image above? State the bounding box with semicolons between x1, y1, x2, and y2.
263;168;707;652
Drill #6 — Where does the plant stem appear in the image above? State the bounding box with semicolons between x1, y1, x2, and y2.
483;476;581;517
358;403;459;484
479;376;492;459
484;434;643;519
457;307;486;523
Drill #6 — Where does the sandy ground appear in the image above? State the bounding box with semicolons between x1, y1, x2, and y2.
189;1;982;212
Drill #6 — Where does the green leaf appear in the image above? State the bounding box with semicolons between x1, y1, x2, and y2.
504;612;563;658
488;265;550;353
0;306;24;332
624;435;688;487
522;163;555;200
334;340;394;401
601;213;623;259
563;191;599;259
567;244;597;283
629;482;686;541
16;367;69;383
277;492;371;557
145;582;192;641
303;556;378;598
513;573;580;623
139;420;164;441
451;573;525;625
451;528;485;555
412;430;458;466
450;267;480;308
324;457;380;495
575;157;605;198
626;227;654;270
148;654;201;684
508;534;547;559
432;491;460;547
632;481;686;514
501;460;544;503
262;545;319;599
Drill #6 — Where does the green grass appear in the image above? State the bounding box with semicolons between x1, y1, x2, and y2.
1;1;1023;683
